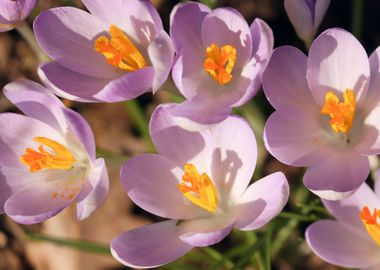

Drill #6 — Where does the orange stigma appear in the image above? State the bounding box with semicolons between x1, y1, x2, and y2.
20;137;76;173
360;206;380;245
204;43;236;85
94;25;146;71
178;164;218;212
321;89;356;133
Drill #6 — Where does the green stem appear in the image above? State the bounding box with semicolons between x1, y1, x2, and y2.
26;232;111;255
264;229;272;270
203;247;234;269
123;100;155;152
16;22;49;63
352;0;364;40
234;240;262;269
199;0;217;9
278;211;317;222
271;187;309;257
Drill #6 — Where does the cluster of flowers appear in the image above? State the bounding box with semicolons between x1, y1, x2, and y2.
1;0;380;268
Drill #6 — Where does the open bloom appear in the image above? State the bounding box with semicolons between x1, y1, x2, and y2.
284;0;330;44
263;28;380;200
0;80;109;224
34;0;174;102
0;0;37;32
306;180;380;269
111;105;289;268
169;2;273;123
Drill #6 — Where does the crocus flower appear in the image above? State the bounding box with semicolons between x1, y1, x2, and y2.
169;2;273;123
263;28;380;200
111;104;289;268
34;0;174;102
284;0;330;45
306;181;380;269
0;80;109;224
0;0;37;32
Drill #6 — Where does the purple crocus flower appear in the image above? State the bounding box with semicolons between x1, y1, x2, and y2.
0;80;109;224
0;0;37;32
284;0;330;44
169;2;273;123
111;104;289;268
34;0;174;102
263;28;380;200
306;181;380;269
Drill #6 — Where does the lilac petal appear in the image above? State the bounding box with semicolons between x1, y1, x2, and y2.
250;18;274;72
3;80;67;132
111;220;192;268
121;154;204;220
34;7;117;79
149;104;206;165
81;0;163;47
355;105;380;155
230;57;263;107
93;67;155;102
147;30;174;93
38;62;108;102
230;17;274;108
375;171;380;199
303;152;370;200
150;105;257;198
365;46;380;110
0;166;38;213
76;158;109;220
170;2;210;52
284;0;314;41
234;172;289;230
169;98;232;124
201;8;252;69
264;108;328;167
0;0;24;22
307;28;370;106
4;173;83;224
39;63;154;102
62;108;96;161
0;113;65;168
179;218;234;247
323;183;380;229
263;46;319;112
314;0;331;29
306;220;380;268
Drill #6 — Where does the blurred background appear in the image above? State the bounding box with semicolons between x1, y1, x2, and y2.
0;0;379;269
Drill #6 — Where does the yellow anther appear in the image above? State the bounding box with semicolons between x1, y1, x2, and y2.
204;43;236;85
20;137;76;173
360;206;380;246
95;25;146;71
321;89;356;133
178;164;218;212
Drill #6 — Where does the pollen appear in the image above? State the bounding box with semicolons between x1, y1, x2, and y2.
321;89;356;133
360;206;380;245
204;43;236;85
94;25;146;71
20;137;76;173
178;164;218;212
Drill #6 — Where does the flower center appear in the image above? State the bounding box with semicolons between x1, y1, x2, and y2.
360;206;380;245
94;25;146;71
321;89;356;133
204;43;236;85
20;137;76;173
178;164;218;212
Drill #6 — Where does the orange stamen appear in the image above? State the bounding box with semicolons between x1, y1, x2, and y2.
178;164;218;212
94;25;146;71
20;137;76;173
204;43;236;85
321;89;356;133
360;206;380;245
